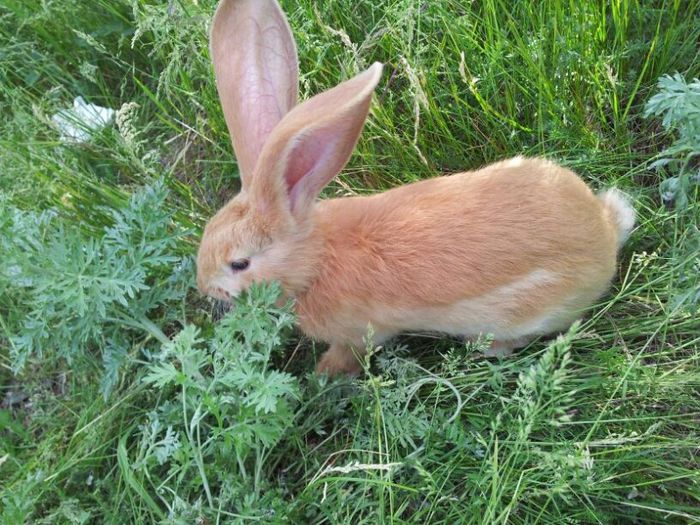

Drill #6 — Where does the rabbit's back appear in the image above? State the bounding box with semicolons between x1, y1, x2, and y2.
296;157;619;345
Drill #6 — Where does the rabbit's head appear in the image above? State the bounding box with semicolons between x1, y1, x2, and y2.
196;0;383;300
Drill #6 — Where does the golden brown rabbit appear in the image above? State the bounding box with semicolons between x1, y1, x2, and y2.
196;0;635;376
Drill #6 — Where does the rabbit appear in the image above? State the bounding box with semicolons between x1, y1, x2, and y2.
196;0;636;376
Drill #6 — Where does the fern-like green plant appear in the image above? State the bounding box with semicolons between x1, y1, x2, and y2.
128;281;298;520
644;73;700;209
0;181;191;397
644;73;700;312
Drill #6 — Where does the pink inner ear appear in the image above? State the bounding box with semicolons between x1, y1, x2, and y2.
284;134;320;191
249;62;383;216
284;130;340;211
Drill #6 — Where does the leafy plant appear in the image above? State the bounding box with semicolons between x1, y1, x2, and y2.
0;181;191;397
644;73;700;209
122;281;299;522
643;73;700;312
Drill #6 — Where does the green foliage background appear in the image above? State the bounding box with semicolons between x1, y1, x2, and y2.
1;0;699;523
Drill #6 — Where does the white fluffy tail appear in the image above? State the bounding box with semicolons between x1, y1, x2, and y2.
598;188;635;248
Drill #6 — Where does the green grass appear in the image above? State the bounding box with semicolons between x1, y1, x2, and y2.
1;0;700;523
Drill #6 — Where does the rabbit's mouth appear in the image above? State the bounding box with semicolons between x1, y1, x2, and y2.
200;269;246;302
208;285;233;301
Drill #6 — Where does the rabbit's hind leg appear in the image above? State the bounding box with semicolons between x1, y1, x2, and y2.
316;342;365;377
482;336;533;358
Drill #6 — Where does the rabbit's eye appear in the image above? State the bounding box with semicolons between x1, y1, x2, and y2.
230;258;250;272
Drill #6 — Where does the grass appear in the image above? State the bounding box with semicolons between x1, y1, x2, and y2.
1;0;700;523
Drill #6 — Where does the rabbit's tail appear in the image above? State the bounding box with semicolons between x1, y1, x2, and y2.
598;188;635;248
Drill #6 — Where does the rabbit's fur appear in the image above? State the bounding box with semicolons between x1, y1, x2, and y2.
196;0;635;376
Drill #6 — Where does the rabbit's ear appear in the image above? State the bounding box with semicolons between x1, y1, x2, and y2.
211;0;298;186
251;62;383;216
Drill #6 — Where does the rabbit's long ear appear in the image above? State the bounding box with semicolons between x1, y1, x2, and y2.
251;62;383;217
211;0;298;186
